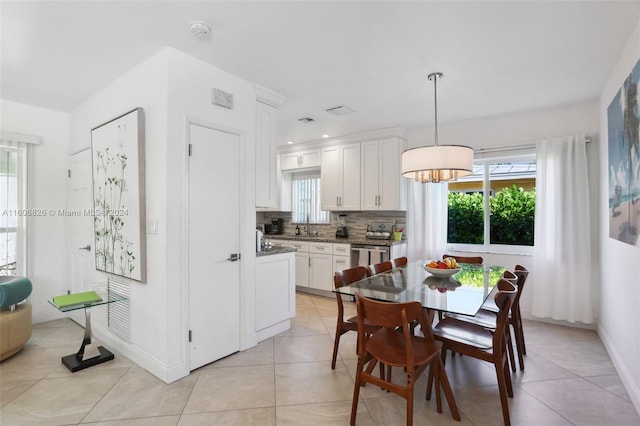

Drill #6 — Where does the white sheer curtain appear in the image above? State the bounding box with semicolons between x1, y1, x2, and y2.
0;137;30;276
531;135;595;324
406;180;448;262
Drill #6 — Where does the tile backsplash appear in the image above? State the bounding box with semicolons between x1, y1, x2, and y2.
257;211;406;240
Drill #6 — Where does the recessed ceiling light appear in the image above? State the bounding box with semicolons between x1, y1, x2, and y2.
322;134;329;138
287;141;293;144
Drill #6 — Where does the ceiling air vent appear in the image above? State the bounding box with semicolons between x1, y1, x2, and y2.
325;105;354;116
297;116;316;124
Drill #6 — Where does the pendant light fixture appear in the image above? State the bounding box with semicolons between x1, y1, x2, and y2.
401;72;474;183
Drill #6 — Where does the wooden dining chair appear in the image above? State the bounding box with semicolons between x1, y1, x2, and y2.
368;260;393;276
350;294;460;426
479;266;530;370
332;266;377;369
442;254;483;264
445;269;519;371
431;279;517;426
391;256;408;268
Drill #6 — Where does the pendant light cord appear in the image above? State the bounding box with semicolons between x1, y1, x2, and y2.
428;72;442;147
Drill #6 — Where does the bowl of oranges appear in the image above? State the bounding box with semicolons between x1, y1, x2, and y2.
424;257;461;277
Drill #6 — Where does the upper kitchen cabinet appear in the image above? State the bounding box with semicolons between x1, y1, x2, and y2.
321;143;361;210
361;137;407;210
281;149;321;171
255;85;285;209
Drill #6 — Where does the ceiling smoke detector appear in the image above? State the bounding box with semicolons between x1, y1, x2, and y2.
189;21;211;38
325;105;354;116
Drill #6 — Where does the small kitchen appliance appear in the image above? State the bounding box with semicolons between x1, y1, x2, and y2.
265;218;283;235
335;214;348;238
365;220;395;240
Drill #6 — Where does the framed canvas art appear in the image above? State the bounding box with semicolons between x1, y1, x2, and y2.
91;108;147;282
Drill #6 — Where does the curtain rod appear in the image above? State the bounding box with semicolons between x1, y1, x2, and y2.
474;134;593;154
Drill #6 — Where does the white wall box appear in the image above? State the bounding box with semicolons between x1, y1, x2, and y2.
361;137;407;210
281;149;321;170
255;85;285;209
255;252;295;341
321;143;361;210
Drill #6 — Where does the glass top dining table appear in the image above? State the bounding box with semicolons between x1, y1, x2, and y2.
334;260;506;317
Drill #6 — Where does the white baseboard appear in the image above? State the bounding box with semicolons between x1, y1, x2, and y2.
32;309;65;324
257;320;290;342
92;323;189;384
598;324;640;415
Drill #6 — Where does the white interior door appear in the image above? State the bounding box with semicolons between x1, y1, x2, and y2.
188;123;241;370
68;148;94;325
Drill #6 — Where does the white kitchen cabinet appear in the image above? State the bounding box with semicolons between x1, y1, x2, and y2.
332;255;350;274
332;242;351;275
255;252;295;341
321;143;361;210
309;242;333;291
281;149;321;171
285;240;310;287
255;85;285;209
309;252;333;292
361;137;407;210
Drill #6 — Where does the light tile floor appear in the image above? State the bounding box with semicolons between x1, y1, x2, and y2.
1;293;638;425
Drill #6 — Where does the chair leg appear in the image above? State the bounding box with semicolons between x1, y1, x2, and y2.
350;359;364;426
517;307;527;355
433;361;442;413
331;325;343;370
437;356;460;421
406;380;414;426
506;328;516;372
494;357;512;426
512;315;526;370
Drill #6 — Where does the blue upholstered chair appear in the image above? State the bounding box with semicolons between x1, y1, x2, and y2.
0;276;33;361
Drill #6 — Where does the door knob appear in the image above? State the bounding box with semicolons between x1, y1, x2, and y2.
78;245;91;251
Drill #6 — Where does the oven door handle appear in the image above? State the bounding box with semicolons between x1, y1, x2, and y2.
351;247;389;253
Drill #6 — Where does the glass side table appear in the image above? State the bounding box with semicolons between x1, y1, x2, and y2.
48;290;127;372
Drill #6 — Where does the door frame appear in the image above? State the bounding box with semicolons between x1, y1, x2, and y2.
181;116;249;370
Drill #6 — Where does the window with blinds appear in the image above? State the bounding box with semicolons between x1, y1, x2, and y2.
291;173;330;224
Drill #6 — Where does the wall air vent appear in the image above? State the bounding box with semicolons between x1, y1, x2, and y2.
325;105;354;116
297;116;316;124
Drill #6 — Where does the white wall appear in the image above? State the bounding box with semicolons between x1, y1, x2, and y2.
407;102;600;323
0;100;69;323
68;47;257;383
69;49;175;380
598;17;640;414
163;48;258;370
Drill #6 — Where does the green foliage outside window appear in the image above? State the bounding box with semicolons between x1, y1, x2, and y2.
448;192;484;244
448;185;536;246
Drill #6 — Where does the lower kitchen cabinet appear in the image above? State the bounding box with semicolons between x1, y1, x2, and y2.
255;252;296;341
278;240;350;294
309;252;333;292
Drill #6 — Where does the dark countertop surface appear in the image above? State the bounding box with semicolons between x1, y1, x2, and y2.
256;246;297;257
264;235;407;247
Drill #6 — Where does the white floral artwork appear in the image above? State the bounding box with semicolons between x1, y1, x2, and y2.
91;108;146;282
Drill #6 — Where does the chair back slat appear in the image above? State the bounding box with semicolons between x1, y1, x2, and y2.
391;256;408;268
368;261;393;276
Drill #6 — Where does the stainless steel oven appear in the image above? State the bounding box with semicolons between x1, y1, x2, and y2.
351;244;390;267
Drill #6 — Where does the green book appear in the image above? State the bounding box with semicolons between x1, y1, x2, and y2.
52;291;103;308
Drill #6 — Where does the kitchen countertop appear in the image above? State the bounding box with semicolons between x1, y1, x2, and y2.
256;246;297;257
264;235;407;246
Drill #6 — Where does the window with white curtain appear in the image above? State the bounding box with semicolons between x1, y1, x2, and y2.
0;142;27;276
447;158;536;253
291;173;329;224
